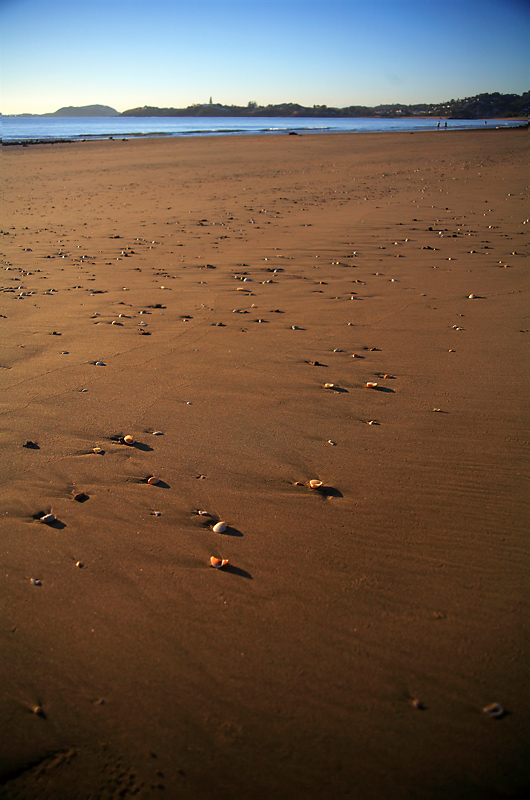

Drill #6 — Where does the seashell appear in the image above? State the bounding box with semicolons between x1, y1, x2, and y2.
327;440;336;445
323;383;335;389
291;325;301;330
92;447;104;454
468;294;477;299
366;382;378;389
30;578;42;586
432;408;442;413
75;561;84;568
151;511;162;516
309;479;323;490
483;703;504;718
32;705;45;716
123;435;135;445
152;431;163;436
213;521;227;533
147;476;160;485
412;698;425;710
40;513;55;524
95;361;105;367
210;556;229;569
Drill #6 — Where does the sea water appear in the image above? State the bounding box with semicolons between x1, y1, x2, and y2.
1;115;523;143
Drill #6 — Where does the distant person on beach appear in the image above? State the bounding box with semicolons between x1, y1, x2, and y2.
444;121;447;128
437;121;440;128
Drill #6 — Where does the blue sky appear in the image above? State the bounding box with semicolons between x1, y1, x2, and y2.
1;0;529;114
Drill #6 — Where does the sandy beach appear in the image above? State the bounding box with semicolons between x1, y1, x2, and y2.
1;129;528;799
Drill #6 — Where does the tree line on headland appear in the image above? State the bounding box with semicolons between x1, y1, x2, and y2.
120;91;529;119
9;91;529;119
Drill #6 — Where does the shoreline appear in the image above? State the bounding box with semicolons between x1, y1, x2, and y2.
3;120;528;147
3;117;527;147
2;129;528;798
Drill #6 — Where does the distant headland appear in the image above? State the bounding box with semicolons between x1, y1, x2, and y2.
6;91;529;119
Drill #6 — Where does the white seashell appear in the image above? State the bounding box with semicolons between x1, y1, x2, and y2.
147;476;160;485
323;383;335;389
327;440;336;445
75;561;84;568
151;511;162;517
366;382;378;389
309;479;323;490
152;430;163;435
468;294;477;299
213;521;227;533
30;578;42;586
40;513;55;524
95;361;105;367
123;435;135;444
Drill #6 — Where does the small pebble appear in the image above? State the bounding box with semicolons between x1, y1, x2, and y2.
483;703;505;718
73;492;89;502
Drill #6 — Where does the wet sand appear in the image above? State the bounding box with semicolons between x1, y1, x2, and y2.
1;129;529;798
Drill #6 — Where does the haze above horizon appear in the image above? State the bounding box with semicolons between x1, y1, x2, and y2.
1;0;529;116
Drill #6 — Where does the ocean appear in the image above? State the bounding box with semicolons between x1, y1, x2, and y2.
1;115;524;143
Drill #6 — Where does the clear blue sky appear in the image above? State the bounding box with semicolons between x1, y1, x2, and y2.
1;0;529;114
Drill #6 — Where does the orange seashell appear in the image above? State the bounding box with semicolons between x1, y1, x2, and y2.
309;479;323;490
123;435;135;445
147;476;160;485
210;557;229;569
366;382;378;389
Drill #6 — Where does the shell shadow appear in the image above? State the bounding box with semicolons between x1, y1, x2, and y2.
373;386;394;394
316;486;343;499
32;513;66;529
23;441;40;450
223;564;253;579
222;526;243;538
132;441;154;452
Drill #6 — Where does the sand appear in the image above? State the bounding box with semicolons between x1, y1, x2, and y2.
1;129;528;799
